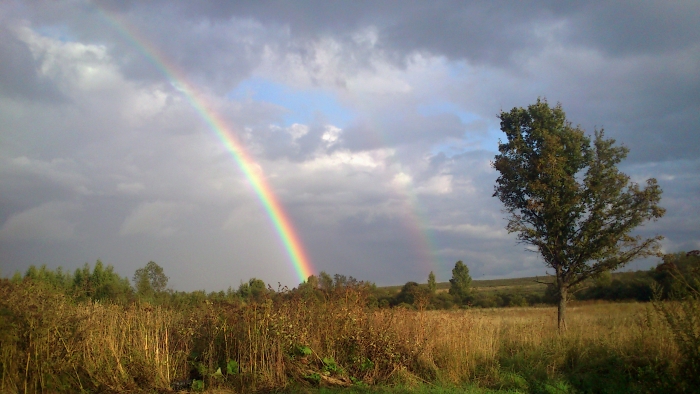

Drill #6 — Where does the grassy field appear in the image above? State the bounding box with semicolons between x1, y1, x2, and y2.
3;276;697;393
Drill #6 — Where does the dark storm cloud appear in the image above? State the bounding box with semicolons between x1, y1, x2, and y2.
96;1;700;63
97;0;554;67
559;1;700;56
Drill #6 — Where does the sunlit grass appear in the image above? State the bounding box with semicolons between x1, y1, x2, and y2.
0;280;688;393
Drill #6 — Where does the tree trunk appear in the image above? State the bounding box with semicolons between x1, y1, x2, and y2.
557;285;568;331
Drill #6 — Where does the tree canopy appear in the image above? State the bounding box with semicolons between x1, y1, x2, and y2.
492;99;665;329
449;261;472;303
428;271;437;294
133;261;169;300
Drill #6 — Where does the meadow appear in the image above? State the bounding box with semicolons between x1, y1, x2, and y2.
1;277;697;393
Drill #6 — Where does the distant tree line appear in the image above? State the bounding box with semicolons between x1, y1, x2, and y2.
6;251;698;310
374;252;699;310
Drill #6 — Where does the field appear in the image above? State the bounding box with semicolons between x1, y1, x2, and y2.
2;278;697;393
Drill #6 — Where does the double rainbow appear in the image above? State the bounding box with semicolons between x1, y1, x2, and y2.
97;9;314;282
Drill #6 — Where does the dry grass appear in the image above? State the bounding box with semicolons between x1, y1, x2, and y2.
0;280;686;393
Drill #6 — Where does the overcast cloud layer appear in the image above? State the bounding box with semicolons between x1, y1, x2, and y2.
1;0;698;290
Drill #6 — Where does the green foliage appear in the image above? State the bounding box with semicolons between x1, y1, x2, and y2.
191;379;205;391
305;372;322;384
11;271;22;283
299;345;313;356
238;277;269;302
427;271;437;294
322;357;344;374
226;359;239;375
430;292;456;309
650;251;700;299
11;261;133;303
212;367;224;380
319;271;334;291
133;261;168;301
448;261;472;304
360;357;374;371
395;282;421;305
299;275;321;299
493;98;665;328
593;270;613;287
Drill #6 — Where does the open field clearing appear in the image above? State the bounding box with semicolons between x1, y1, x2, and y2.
2;279;696;393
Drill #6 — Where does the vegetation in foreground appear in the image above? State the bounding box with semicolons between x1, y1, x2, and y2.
1;252;699;393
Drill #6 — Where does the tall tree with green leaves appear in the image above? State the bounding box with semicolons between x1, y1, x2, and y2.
133;261;168;300
492;99;665;329
319;271;334;292
428;271;437;294
449;261;472;303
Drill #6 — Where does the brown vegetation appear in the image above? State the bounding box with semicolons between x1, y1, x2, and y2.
1;277;695;393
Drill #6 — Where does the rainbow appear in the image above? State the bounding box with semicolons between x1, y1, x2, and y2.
361;121;444;279
95;8;314;282
391;174;444;279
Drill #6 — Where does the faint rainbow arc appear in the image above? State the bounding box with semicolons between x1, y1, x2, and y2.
362;119;444;279
96;9;314;282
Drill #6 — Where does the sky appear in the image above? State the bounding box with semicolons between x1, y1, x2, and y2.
1;0;698;291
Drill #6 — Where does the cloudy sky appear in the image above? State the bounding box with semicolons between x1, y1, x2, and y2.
1;0;698;291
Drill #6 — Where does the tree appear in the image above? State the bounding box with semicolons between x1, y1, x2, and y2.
319;271;334;292
492;99;664;329
651;251;700;299
395;281;421;306
428;271;437;294
298;275;321;300
133;261;169;299
238;278;268;302
448;261;472;303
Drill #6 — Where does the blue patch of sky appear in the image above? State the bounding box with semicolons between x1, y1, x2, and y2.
35;25;77;43
418;100;500;156
228;78;354;128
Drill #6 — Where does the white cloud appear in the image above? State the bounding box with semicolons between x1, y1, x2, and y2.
416;174;453;195
302;148;391;171
15;24;119;93
286;123;309;139
321;125;342;146
391;172;412;187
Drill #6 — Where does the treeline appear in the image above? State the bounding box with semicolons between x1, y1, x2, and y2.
5;261;378;309
577;251;700;302
7;251;699;311
380;252;700;310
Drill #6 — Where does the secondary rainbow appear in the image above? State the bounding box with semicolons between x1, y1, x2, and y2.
96;8;314;282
